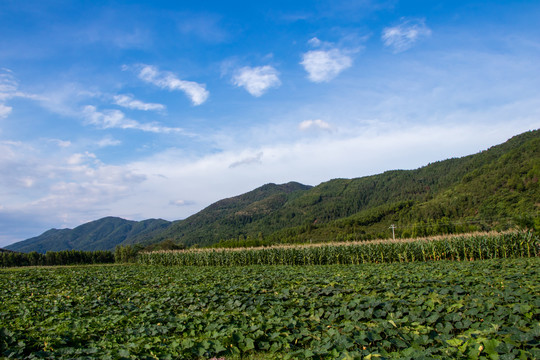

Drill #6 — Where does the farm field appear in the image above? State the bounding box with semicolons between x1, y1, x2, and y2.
138;232;538;266
1;258;539;359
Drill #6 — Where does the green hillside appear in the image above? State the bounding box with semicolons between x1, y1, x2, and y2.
154;129;539;247
7;129;539;252
141;182;312;247
6;217;171;253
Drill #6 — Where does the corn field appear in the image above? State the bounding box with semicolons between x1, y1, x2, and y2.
138;231;539;266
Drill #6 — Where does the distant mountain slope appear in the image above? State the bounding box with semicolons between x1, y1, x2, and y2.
153;129;539;247
145;182;313;246
7;129;539;252
6;217;171;253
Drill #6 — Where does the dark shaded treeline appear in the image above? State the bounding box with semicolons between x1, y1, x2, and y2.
0;241;183;267
0;250;114;267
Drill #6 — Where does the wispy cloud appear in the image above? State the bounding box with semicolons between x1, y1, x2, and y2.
382;18;431;53
229;152;263;168
66;151;97;166
96;136;121;148
0;68;19;96
176;13;228;43
136;65;209;106
300;38;353;82
113;94;165;111
299;119;332;131
82;105;184;134
232;66;281;97
0;68;42;118
169;199;195;207
49;139;72;148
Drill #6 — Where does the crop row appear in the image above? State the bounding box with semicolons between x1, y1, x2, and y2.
138;232;539;266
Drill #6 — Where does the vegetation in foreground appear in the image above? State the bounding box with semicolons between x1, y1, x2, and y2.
1;258;539;359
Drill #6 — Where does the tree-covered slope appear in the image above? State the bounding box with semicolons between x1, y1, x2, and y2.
6;217;171;253
156;129;539;247
7;129;539;252
143;182;313;247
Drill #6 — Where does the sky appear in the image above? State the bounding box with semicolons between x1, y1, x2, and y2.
0;0;539;247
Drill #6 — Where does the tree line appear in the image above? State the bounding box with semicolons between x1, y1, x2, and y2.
0;239;189;267
0;250;114;267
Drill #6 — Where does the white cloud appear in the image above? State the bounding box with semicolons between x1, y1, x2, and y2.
82;105;184;134
137;65;209;106
232;66;281;97
301;49;352;82
113;94;165;111
0;140;146;218
67;151;97;166
382;19;431;53
299;119;332;131
0;103;12;119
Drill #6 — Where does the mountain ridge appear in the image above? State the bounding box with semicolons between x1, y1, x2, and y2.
6;217;171;253
7;129;539;253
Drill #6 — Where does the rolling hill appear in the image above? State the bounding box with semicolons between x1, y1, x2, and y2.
6;217;171;253
7;129;539;252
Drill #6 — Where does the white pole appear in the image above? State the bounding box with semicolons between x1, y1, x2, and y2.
390;224;396;241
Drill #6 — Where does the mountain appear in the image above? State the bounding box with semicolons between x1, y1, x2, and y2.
143;181;313;247
5;217;171;253
153;129;539;247
7;129;539;252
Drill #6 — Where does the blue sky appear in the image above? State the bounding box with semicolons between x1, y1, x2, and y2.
1;1;539;246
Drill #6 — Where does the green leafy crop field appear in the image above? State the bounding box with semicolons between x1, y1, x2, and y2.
1;259;539;359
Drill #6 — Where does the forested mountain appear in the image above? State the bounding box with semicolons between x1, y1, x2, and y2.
7;129;539;252
142;182;313;247
6;217;171;253
152;129;539;247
